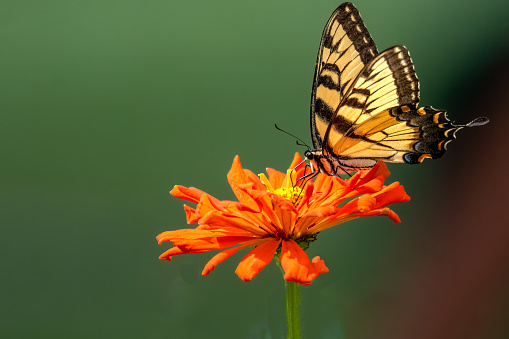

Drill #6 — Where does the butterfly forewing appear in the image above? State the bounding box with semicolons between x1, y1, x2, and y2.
325;45;420;156
310;2;377;150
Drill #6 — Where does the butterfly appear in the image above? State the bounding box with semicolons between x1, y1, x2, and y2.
305;2;488;175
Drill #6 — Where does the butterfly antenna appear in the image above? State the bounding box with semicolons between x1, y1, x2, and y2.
275;124;312;149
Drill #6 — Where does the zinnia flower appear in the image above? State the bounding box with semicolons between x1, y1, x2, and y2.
157;153;410;286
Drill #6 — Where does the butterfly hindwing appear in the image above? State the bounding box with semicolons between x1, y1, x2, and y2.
387;106;485;164
318;105;486;172
310;2;378;150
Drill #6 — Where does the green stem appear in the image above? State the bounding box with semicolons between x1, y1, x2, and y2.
285;280;301;339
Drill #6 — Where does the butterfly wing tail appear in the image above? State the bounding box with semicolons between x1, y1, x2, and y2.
466;116;489;127
391;106;489;164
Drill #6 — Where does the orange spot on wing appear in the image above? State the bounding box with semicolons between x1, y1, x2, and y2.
418;154;432;162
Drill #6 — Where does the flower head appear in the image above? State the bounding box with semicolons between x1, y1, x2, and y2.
157;153;410;286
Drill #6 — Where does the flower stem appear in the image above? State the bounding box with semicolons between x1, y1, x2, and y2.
285;280;301;339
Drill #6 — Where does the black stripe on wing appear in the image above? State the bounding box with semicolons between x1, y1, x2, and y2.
358;46;420;116
311;2;378;150
320;2;378;95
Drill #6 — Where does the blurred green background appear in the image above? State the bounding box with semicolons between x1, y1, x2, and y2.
2;1;509;338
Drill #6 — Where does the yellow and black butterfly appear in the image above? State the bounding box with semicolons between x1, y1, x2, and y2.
305;2;488;175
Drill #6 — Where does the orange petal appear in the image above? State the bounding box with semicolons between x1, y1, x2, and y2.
245;187;272;201
293;215;320;237
199;210;268;236
312;172;336;192
355;176;385;193
170;185;208;204
183;204;199;224
373;182;411;208
355;161;390;187
357;208;402;223
321;177;383;207
157;229;212;245
289;152;305;170
270;193;299;213
384;209;401;223
266;167;285;189
243;168;266;190
308;178;334;206
296;181;314;211
331;194;376;218
311;256;329;274
158;246;185;261
357;194;377;212
227;156;261;211
202;246;243;275
372;161;391;179
202;238;267;275
196;194;223;219
295;162;313;183
280;239;328;286
346;171;363;188
300;205;336;218
235;239;281;282
219;200;260;213
271;196;298;235
157;229;255;252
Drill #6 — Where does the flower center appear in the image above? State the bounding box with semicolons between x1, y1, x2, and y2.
274;186;303;202
259;169;302;203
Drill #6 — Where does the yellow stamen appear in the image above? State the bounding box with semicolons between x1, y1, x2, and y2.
258;173;275;192
260;169;302;203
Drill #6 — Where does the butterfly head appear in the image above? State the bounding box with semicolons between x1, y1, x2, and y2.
304;150;323;175
304;150;315;161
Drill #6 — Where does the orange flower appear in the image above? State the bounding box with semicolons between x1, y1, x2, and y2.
157;153;410;286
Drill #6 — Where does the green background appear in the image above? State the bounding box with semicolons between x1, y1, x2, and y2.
2;0;509;338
